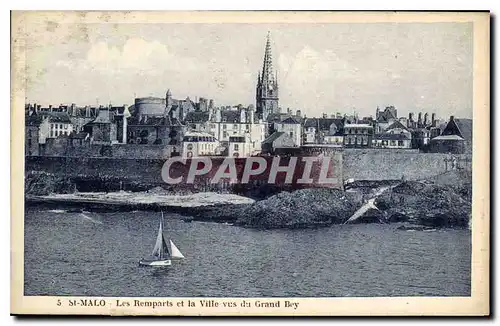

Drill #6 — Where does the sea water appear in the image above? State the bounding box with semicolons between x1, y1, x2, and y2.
23;208;471;297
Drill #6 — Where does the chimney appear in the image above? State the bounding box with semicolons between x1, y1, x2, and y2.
450;115;455;121
322;113;327;119
48;105;53;112
424;113;428;126
296;110;302;117
431;113;436;127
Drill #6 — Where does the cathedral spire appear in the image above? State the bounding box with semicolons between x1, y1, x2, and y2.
256;31;279;122
261;31;274;84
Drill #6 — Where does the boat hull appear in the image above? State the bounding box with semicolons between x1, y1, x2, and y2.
139;259;172;267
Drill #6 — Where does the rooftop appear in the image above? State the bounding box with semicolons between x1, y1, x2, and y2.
432;134;465;141
345;124;373;128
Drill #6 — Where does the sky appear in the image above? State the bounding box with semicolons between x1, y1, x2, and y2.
24;22;473;119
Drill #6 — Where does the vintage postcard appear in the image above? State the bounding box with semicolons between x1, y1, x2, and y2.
11;11;490;316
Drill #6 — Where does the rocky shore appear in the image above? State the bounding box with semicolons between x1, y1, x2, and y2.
192;170;472;229
25;170;472;230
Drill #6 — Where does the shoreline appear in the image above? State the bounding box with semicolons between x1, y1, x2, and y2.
25;192;254;223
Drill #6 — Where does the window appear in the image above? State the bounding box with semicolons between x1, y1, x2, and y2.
246;124;249;130
390;140;396;146
289;132;293;138
50;131;53;137
398;140;404;147
64;124;68;129
234;144;239;151
223;124;227;130
50;124;54;129
223;131;228;138
59;124;62;129
233;124;238;130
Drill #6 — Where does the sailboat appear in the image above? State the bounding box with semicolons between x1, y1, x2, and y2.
139;212;185;267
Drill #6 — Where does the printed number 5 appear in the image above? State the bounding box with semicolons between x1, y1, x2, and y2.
57;299;61;306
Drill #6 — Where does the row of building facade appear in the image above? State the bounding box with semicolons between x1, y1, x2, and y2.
24;33;473;158
24;96;473;158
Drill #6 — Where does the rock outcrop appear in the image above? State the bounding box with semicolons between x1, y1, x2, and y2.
234;188;360;229
374;181;471;228
25;172;76;196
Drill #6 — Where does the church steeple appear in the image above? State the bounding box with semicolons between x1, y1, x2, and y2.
256;32;279;122
261;31;275;85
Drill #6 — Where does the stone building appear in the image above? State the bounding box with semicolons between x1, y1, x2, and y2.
343;124;374;148
429;116;473;154
25;113;48;156
83;107;117;144
184;104;266;157
130;90;196;122
25;102;129;147
261;131;296;155
303;117;345;147
127;90;188;149
375;106;398;133
411;128;431;150
372;120;412;149
25;110;75;156
272;116;302;147
228;135;253;158
182;131;220;158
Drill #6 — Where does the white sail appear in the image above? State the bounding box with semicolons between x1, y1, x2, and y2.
151;218;163;257
169;240;185;260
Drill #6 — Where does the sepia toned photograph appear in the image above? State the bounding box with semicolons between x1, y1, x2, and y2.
10;11;489;316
